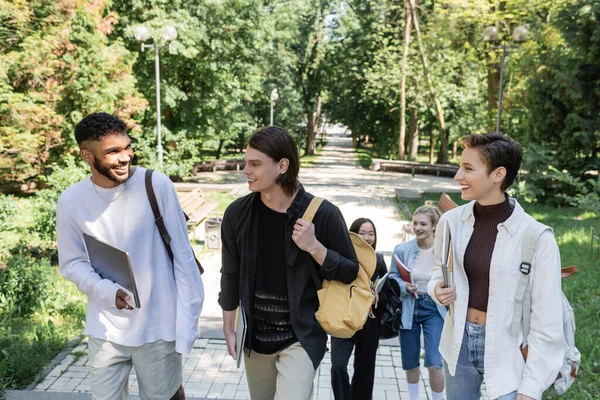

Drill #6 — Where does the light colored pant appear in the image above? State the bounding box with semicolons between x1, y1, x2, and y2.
244;341;316;400
87;337;182;400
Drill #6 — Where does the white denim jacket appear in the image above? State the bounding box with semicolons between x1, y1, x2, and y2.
427;198;565;400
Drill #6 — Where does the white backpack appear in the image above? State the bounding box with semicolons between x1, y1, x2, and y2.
511;221;580;395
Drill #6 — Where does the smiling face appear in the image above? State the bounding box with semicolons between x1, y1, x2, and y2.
242;146;289;194
454;146;506;205
81;133;134;188
357;221;376;248
412;212;435;241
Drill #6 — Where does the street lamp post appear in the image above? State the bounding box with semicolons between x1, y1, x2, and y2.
270;88;279;126
134;25;178;169
483;25;529;133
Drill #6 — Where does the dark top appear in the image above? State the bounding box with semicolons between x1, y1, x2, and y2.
219;184;359;368
373;252;388;318
463;195;514;312
251;198;297;353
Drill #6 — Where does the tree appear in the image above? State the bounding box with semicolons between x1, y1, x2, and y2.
0;0;145;186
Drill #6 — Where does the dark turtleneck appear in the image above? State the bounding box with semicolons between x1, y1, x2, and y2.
463;195;514;312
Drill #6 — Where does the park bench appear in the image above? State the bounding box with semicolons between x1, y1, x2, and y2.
192;159;245;175
371;159;458;178
176;187;219;236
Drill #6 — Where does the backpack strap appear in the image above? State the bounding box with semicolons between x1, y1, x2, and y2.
145;169;174;263
302;197;325;289
511;221;553;347
145;169;205;274
302;197;324;224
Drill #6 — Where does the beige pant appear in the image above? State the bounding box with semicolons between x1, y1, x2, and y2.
244;341;316;400
87;337;182;400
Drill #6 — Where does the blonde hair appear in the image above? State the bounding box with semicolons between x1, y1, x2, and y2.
413;205;441;227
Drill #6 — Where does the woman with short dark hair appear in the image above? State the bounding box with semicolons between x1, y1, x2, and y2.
429;132;565;400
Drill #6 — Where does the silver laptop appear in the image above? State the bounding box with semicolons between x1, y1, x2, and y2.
83;233;141;308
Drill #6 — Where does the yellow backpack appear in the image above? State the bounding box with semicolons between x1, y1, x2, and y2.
303;197;376;338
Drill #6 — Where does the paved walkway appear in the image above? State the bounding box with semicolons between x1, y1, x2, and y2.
22;136;487;400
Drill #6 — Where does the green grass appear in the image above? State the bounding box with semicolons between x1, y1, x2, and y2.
355;143;374;169
203;190;240;214
0;271;86;393
299;140;327;168
400;193;600;399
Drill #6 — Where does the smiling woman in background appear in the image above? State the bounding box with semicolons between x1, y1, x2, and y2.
390;206;447;400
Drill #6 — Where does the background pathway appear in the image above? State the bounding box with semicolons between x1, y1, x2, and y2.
12;135;486;400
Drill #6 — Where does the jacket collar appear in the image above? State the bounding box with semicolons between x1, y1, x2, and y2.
461;197;525;236
287;183;308;216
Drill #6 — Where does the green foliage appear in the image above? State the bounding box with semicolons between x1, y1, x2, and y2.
0;0;146;184
0;250;54;319
0;195;17;231
0;272;86;392
28;157;88;245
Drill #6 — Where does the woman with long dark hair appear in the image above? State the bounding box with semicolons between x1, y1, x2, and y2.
330;218;387;400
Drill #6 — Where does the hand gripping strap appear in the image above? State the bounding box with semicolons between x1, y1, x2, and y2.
511;221;552;346
302;197;324;224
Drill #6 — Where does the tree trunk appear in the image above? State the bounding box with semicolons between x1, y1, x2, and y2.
429;133;435;164
215;139;224;160
398;0;412;160
409;107;419;160
452;140;458;160
305;95;322;155
408;0;448;164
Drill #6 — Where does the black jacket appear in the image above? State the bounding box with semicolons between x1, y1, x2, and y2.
219;185;359;368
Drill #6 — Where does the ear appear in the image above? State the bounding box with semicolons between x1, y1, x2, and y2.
491;166;507;184
279;158;290;175
81;148;94;166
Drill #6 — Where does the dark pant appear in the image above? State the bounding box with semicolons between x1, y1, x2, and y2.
331;315;380;400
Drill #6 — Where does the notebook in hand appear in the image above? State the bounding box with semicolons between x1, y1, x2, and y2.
393;254;418;298
441;221;454;289
83;233;140;308
234;303;247;368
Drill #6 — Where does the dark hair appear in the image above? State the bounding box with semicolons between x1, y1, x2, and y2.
248;126;300;196
74;112;127;146
349;218;377;250
460;132;522;192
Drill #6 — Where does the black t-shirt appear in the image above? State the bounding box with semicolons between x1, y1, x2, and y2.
249;198;298;354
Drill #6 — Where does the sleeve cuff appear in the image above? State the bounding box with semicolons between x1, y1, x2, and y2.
518;378;544;400
219;297;239;312
95;279;119;310
427;280;444;306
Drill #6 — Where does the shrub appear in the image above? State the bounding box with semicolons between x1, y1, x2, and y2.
28;156;88;244
0;195;17;231
0;249;55;319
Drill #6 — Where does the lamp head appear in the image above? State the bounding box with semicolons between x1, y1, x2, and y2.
163;26;178;42
134;25;150;42
482;26;499;43
512;26;529;43
270;88;279;101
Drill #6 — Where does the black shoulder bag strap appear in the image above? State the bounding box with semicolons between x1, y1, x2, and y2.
144;169;204;274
